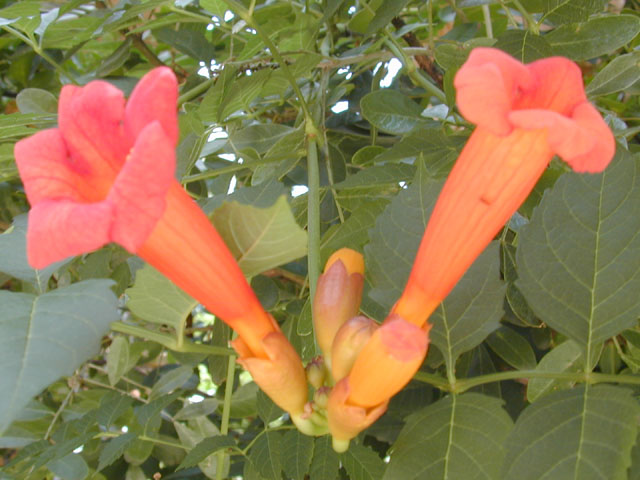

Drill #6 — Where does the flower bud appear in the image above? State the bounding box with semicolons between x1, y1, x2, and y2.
305;356;327;389
327;377;387;452
348;315;429;408
313;386;331;410
313;248;365;360
331;316;379;382
232;332;307;416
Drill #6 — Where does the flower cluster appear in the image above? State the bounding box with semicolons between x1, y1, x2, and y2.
15;47;615;451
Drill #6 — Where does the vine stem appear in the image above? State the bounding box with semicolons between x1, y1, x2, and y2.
217;339;237;480
414;369;640;394
306;137;321;303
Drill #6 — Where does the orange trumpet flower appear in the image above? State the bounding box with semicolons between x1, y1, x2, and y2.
392;48;615;327
14;68;308;416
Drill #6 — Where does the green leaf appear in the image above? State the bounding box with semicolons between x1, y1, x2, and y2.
333;164;416;190
94;392;133;428
229;124;295;155
527;340;584;402
309;436;340;480
97;432;137;471
150;366;194;399
126;264;196;330
212;196;307;277
0;113;56;141
16;88;57;114
47;453;88;480
546;15;640;60
0;280;118;433
486;325;537;370
494;30;552;62
249;431;282;480
365;0;410;35
430;243;506;372
106;336;130;386
0;215;68;291
384;393;513;480
176;434;236;470
517;152;640;363
257;390;284;424
229;382;259;418
133;391;181;436
360;90;432;135
586;51;640;96
502;385;639;480
281;429;314;480
174;398;220;421
542;0;608;24
341;444;386;480
366;163;441;309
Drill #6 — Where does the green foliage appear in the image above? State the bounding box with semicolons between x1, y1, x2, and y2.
1;0;639;478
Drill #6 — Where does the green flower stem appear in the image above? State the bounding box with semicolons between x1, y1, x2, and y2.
306;137;321;304
482;4;493;38
217;346;237;480
414;369;640;394
383;35;446;103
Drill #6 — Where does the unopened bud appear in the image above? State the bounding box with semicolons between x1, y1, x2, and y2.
331;316;379;382
305;356;327;389
313;386;331;410
313;248;365;360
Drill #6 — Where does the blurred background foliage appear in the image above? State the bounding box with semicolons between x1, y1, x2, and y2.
1;0;640;479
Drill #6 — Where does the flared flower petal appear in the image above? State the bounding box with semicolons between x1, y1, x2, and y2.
391;47;615;327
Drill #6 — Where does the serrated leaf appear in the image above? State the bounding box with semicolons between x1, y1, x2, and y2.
47;452;88;480
546;15;640;60
542;0;607;24
281;430;314;480
106;336;130;386
518;152;640;364
486;325;537;370
503;385;639;480
430;243;506;372
126;264;196;330
133;391;181;436
174;398;220;420
212;196;307;277
527;340;583;402
587;51;640;96
229;124;295;155
98;432;137;471
384;393;513;480
257;390;284;424
229;382;259;418
0;215;68;291
150;366;194;399
334;164;415;190
341;444;385;480
0;280;118;433
176;434;235;470
309;436;340;480
94;392;133;428
249;431;282;480
360;90;433;135
494;30;552;62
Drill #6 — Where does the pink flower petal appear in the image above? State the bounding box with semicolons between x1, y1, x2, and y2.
14;129;87;205
107;121;175;252
124;67;179;147
454;48;533;136
58;81;129;177
27;200;112;269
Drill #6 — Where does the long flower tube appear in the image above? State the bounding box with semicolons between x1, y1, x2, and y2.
14;68;307;415
391;48;616;327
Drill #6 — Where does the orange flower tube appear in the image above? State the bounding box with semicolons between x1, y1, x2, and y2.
392;48;615;327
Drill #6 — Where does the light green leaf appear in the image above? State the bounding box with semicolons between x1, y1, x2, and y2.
341;444;385;480
281;429;314;480
309;436;340;480
0;280;118;433
0;113;56;141
546;15;640;60
360;89;433;135
430;243;506;372
47;453;88;480
106;336;130;386
486;325;537;370
126;264;196;330
587;51;640;96
229;124;295;155
212;196;307;277
527;340;583;402
517;152;640;364
249;431;282;480
503;385;639;480
333;164;415;190
16;88;57;114
384;393;513;480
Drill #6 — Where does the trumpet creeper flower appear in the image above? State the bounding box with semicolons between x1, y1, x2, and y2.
14;67;277;359
392;48;616;327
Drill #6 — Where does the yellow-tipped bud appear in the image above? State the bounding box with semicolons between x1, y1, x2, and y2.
313;249;365;360
305;356;327;389
232;332;308;416
348;315;429;408
331;316;379;382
